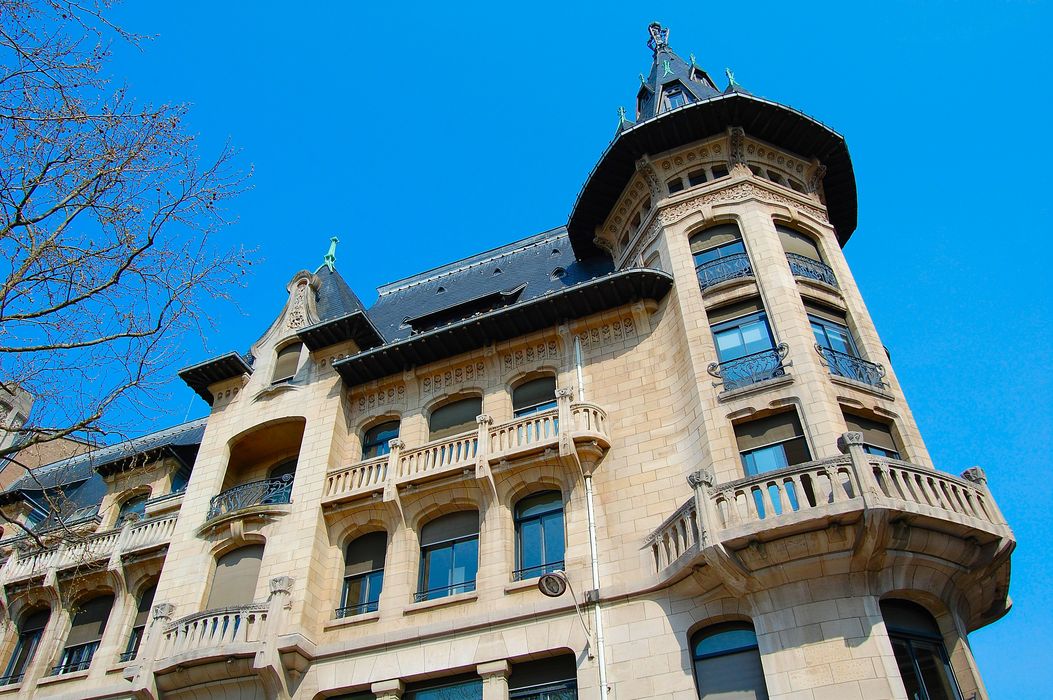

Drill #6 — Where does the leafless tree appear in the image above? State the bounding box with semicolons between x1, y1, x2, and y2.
0;0;249;537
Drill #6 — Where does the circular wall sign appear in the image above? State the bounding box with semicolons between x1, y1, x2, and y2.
538;572;567;598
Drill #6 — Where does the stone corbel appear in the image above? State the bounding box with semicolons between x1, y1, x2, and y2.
372;678;405;700
382;439;405;523
727;127;748;174
475;415;497;495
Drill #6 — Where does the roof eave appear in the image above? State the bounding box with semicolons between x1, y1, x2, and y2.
297;311;385;353
177;352;254;404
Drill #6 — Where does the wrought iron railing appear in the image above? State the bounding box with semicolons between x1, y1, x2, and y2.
414;580;476;602
335;600;379;618
695;253;753;290
207;475;293;520
512;560;565;581
0;672;24;686
708;344;789;391
786;252;838;287
815;345;885;388
50;641;99;675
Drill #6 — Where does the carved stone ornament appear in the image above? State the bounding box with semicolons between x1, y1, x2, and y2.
555;387;575;399
285;279;310;330
387;437;406;451
809;163;828;193
728;127;746;166
837;431;865;454
269;575;294;595
476;413;493;426
960;466;988;486
688;468;715;489
152;602;176;620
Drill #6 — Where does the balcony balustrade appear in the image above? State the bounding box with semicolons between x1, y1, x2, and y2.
206;475;292;521
648;443;1010;577
322;398;610;507
0;514;177;586
707;343;789;392
696;253;753;290
815;344;886;388
157;604;269;659
786;252;838;287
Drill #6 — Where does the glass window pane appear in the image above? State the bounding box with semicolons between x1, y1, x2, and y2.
741;444;788;476
811;321;829;348
913;640;962;700
451;538;478;592
424;546;453;594
715;329;744;359
519;519;543;570
891;638;924;700
406;679;483;700
542;512;565;567
740;321;771;355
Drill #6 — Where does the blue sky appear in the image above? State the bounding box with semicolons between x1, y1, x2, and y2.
103;1;1051;696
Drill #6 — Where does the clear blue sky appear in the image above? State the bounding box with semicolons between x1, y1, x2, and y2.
104;1;1051;696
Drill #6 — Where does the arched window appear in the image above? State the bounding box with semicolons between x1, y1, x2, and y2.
429;397;482;441
339;532;386;618
116;493;149;527
121;584;156;662
1;608;49;684
777;225;838;287
881;600;963;700
691;622;769;700
362;420;400;460
514;491;565;580
417;511;478;601
55;594;114;674
776;225;823;261
691;224;751;290
206;544;264;609
512;377;557;418
272;342;303;383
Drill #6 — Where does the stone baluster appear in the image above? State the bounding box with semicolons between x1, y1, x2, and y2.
478;659;511;699
961;466;1007;526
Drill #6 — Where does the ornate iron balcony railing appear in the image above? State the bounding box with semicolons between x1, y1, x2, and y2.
786;252;838;288
696;253;753;290
207;475;293;520
708;343;789;391
815;344;886;388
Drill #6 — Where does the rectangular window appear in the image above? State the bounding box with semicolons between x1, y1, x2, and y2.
667;177;685;193
734;412;811;477
687;169;708;187
710;164;729;179
844;413;901;460
339;570;383;617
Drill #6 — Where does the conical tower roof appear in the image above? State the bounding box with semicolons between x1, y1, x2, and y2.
635;22;720;120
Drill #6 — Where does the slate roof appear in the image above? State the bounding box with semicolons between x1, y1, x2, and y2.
3;418;206;494
314;266;368;322
366;227;614;344
634;23;720;122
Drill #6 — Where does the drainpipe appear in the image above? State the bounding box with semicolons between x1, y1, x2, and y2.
575;336;609;697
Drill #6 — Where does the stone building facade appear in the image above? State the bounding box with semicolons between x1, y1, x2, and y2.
0;23;1013;700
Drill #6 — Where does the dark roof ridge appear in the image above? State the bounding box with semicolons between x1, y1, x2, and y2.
376;227;568;297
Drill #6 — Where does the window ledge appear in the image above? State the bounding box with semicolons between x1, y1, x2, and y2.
828;375;895;401
324;610;380;631
37;669;89;686
716;374;795;403
403;591;477;615
0;681;21;694
504;577;542;595
794;276;843;299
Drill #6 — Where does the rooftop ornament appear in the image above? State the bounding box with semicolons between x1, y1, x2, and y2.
647;21;670;55
725;67;738;87
322;236;339;272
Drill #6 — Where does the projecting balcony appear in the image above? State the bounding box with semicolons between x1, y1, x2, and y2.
205;475;293;521
0;514;177;587
786;252;838;288
815;344;886;389
322;400;610;507
707;343;789;393
696;253;753;290
646;434;1014;626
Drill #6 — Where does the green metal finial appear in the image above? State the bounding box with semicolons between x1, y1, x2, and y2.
662;59;674;77
323;236;339;272
725;67;737;87
617;106;628;125
690;53;697;66
639;73;646;85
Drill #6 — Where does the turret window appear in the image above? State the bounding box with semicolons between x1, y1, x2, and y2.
844;412;901;459
272;342;303;383
734;410;812;477
664;87;688;109
708;299;784;390
691;223;752;290
880;600;963;700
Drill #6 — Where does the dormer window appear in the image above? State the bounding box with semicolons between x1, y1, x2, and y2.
664;87;688;110
272;342;303;384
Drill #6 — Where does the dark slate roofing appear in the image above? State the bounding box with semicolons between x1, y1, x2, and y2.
178;352;254;404
366;227;614;344
314;266;368;322
2;418;206;495
635;22;720;121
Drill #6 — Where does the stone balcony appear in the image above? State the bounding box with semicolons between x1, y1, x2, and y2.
0;514;177;588
647;432;1014;629
322;395;610;508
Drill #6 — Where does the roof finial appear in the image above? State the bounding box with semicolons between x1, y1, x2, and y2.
617;106;629;125
323;236;339;272
725;67;738;87
647;21;670;55
690;53;697;67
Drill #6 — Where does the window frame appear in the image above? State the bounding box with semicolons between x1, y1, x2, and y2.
711;311;776;364
882;601;964;700
271;341;303;384
513;491;566;581
339;532;387;618
690;622;770;700
417;512;480;602
361;420;400;460
809;315;859;357
512;377;558;419
428;396;483;441
1;609;48;685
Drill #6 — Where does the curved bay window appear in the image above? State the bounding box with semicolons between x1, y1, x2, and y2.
417;511;478;601
206;544;264;609
691;224;751;290
272;342;303;383
691;622;769;700
362;420;400;460
512;377;557;418
777;225;838;288
429;396;482;441
1;608;49;684
121;584;156;662
514;491;565;580
54;594;114;675
115;493;148;527
339;532;386;618
881;600;963;700
808;301;884;388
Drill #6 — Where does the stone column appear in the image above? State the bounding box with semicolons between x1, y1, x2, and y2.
372;678;404;700
478;659;511;700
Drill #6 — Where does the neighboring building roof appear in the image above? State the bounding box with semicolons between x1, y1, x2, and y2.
2;418;206;495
